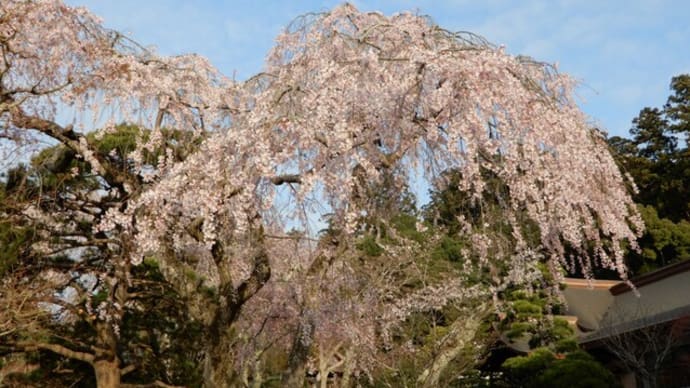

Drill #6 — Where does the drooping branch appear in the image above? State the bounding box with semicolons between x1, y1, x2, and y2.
7;105;138;190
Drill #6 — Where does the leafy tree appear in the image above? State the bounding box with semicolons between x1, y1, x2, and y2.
0;127;205;387
609;74;690;223
630;108;676;161
666;74;690;136
608;74;690;273
626;206;690;273
502;348;619;388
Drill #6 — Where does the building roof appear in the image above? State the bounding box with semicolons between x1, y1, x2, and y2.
561;260;690;344
561;278;619;331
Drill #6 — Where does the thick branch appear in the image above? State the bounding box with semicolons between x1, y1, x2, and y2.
8;106;137;190
236;245;271;303
270;174;302;185
209;224;271;339
120;364;137;376
14;341;95;364
417;304;490;387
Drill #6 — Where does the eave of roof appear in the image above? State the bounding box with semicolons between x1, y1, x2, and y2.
610;259;690;295
580;304;690;345
561;278;620;290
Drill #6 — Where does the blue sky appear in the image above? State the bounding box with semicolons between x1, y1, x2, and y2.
65;0;690;138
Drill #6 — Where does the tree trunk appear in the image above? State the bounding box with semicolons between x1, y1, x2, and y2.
319;354;329;388
93;317;122;388
202;229;271;387
340;347;355;388
417;305;487;388
94;359;121;388
203;336;237;388
639;370;656;388
251;359;263;388
281;315;315;387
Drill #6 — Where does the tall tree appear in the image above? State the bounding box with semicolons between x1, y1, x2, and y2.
666;74;690;136
0;1;232;386
608;74;690;274
0;128;206;387
609;74;690;222
132;4;642;385
2;2;644;386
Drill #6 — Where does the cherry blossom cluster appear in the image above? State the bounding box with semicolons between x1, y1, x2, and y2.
134;4;642;285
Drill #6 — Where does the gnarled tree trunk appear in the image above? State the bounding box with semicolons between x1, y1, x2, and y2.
417;305;488;388
94;359;121;388
281;313;315;388
202;225;271;387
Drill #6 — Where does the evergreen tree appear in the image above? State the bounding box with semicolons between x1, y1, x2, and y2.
608;74;690;274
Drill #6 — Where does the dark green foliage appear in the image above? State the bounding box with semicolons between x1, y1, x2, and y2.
356;234;384;257
88;124;139;158
119;259;205;387
666;74;690;135
506;322;533;340
422;167;542;271
341;169;424;256
85;124;203;169
423;167;512;231
431;235;465;262
390;213;426;243
359;179;499;385
511;300;542;318
553;338;578;354
3;163;33;197
548;318;575;342
608;74;690;222
0;123;206;386
376;303;496;388
0;137;100;276
535;351;618;388
499;287;572;349
423;170;474;235
355;168;418;236
630;107;675;160
502;349;619;388
419;164;589;383
626;205;690;273
608;73;690;274
502;347;553;382
32;144;78;173
2;355;95;387
0;221;34;275
0;165;36;275
0;123;195;274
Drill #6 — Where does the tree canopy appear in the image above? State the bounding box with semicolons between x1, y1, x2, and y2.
1;1;643;387
608;74;690;274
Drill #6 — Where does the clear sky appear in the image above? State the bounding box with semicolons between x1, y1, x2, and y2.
65;0;690;138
